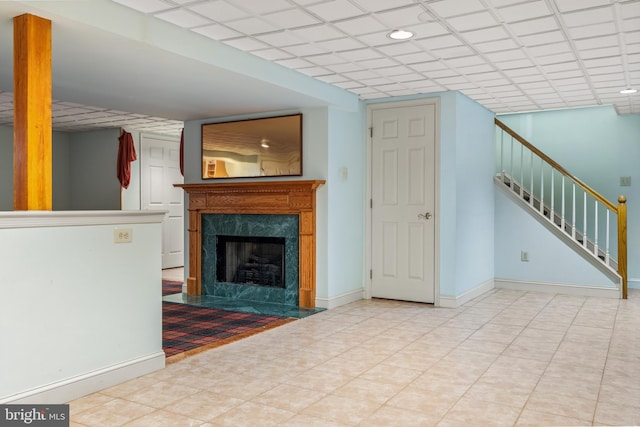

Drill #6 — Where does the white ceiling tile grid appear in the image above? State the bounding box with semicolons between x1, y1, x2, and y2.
109;0;638;118
9;0;640;134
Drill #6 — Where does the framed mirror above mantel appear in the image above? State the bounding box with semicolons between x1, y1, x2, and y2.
175;180;325;309
201;114;303;179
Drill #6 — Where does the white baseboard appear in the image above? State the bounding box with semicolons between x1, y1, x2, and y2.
629;278;640;289
438;279;495;308
316;288;364;310
1;352;166;404
494;279;621;299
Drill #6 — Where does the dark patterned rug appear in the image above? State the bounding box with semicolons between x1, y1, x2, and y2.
161;281;294;362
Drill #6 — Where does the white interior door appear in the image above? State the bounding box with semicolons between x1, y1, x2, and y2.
371;102;437;303
141;133;184;269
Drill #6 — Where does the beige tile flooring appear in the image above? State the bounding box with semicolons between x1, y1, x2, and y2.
71;287;640;426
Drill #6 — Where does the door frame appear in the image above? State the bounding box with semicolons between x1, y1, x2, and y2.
365;98;442;306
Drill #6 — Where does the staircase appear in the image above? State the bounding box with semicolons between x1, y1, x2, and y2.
495;118;628;298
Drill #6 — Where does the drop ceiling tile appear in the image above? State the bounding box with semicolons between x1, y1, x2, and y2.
373;5;428;27
527;42;571;57
540;62;580;73
374;65;415;76
368;82;406;92
432;45;475;59
344;70;382;80
424;68;458;78
582;56;622;68
587;65;625;75
224;37;271;51
509;16;559;36
461;26;511;44
251;48;292;60
503;67;542;77
393;51;437;64
224;0;291;15
338;48;383;61
590;73;627;83
536;52;577;65
306;53;349;66
306;0;366;21
155;9;211;28
358;57;400;69
255;31;306;47
393;73;427;83
289;25;345;42
406;22;450;39
188;1;247;21
376;42;422;56
546;69;585;80
495;58;536;69
357;32;403;47
263;9;320;29
316;74;349;83
225;17;280;35
625;31;640;44
282;43;329;56
552;76;588;86
316;37;367;52
351;0;416;12
518;31;566;46
574;35;620;50
444;55;486;68
428;0;485;18
474;38;520;53
326;62;365;73
415;34;462;50
511;74;548;84
484;49;527;62
562;6;614;27
275;57;315;68
579;46;622;60
113;0;172;13
497;1;552;22
193;24;242;40
467;71;505;81
432;75;470;86
447;12;500;32
409;61;448;72
297;66;332;77
456;63;497;75
333;16;387;36
568;22;617;39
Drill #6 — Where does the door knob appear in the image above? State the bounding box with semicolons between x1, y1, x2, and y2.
418;212;433;220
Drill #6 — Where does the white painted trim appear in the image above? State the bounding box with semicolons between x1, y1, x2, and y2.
1;352;165;404
316;288;364;310
494;279;620;299
0;210;166;229
438;279;495;308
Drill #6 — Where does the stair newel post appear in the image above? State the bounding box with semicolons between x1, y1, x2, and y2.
618;195;628;299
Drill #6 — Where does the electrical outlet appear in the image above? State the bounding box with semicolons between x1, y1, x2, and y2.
114;228;132;243
521;251;529;262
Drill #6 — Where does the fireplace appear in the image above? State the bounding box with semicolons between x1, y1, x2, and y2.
175;180;325;308
202;213;299;305
217;235;285;288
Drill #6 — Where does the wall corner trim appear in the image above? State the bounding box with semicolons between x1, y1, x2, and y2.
438;279;495;308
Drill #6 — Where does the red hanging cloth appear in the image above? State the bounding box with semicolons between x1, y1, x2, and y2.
179;128;184;176
117;131;137;189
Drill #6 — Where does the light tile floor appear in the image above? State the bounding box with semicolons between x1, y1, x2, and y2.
71;288;640;426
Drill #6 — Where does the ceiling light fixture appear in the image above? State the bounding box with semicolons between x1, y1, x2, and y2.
260;138;270;148
388;29;414;40
620;88;637;94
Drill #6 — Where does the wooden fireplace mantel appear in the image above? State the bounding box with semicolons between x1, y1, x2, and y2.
175;180;325;308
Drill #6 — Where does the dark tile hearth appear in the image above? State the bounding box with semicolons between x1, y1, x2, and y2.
163;292;324;319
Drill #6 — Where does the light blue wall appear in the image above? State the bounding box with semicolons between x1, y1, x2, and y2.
326;105;366;301
365;91;496;301
68;128;121;210
499;106;640;288
0;125;73;211
453;93;496;296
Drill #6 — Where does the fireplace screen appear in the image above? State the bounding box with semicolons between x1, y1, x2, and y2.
216;235;285;288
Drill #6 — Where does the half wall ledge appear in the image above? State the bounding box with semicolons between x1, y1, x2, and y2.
175;180;325;309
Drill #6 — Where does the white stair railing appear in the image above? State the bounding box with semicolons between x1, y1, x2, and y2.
495;119;628;298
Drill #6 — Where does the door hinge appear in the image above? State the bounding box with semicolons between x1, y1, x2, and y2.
370;269;372;279
370;198;373;209
369;127;373;138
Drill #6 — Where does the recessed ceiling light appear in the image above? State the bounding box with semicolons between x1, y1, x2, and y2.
388;29;414;40
620;88;637;94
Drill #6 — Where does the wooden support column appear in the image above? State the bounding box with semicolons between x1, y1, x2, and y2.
13;14;52;210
